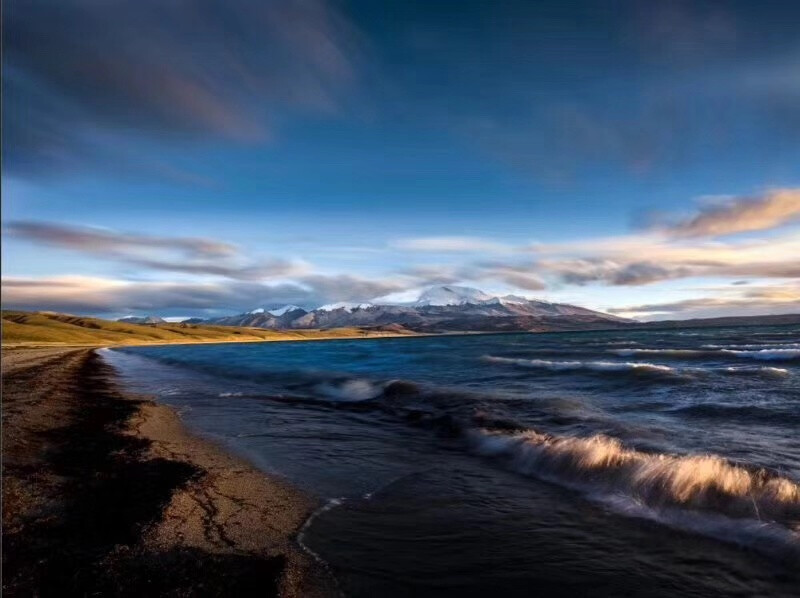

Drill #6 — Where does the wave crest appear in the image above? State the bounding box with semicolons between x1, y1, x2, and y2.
724;349;800;361
483;356;676;375
470;428;800;526
612;348;800;361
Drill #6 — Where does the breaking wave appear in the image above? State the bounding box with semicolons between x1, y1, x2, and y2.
313;378;420;402
702;343;800;350
483;356;788;378
720;366;790;378
724;349;800;361
483;355;677;376
468;428;800;553
613;348;800;361
612;348;708;358
314;379;387;401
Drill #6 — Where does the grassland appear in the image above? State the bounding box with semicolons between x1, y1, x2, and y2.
1;311;412;347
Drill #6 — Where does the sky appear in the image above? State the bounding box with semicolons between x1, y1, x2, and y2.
3;0;800;320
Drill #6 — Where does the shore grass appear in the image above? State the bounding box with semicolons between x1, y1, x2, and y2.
1;310;413;347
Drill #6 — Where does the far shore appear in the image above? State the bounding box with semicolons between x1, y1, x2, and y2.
2;329;423;349
5;309;798;350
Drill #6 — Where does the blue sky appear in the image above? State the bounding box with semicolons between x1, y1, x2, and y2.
3;0;800;319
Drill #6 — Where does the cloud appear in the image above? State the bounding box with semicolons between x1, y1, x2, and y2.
1;276;297;315
391;237;509;253
608;283;800;320
4;0;362;176
651;189;800;238
468;263;546;290
632;0;738;62
529;216;800;287
297;274;409;303
7;221;236;258
128;258;308;281
6;185;799;316
609;296;800;320
6;220;308;281
540;258;690;287
1;273;409;316
402;262;546;291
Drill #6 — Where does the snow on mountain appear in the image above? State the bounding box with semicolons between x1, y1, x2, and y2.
414;286;493;306
317;302;374;313
268;305;303;316
489;294;529;305
203;285;628;332
249;308;265;314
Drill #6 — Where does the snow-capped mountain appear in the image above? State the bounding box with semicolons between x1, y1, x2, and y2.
317;302;374;312
201;286;628;332
211;305;308;328
268;304;303;316
413;285;492;306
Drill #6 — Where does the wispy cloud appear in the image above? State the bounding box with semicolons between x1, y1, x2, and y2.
648;189;800;238
1;273;407;316
4;0;363;176
608;283;800;320
1;276;307;315
402;262;546;291
533;233;800;287
526;189;800;286
537;258;689;287
6;221;308;281
391;237;510;253
7;221;236;258
5;187;799;318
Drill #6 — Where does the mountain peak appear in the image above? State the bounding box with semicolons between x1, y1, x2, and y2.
414;285;493;307
268;305;304;316
317;302;374;313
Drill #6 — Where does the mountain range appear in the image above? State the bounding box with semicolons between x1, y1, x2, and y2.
185;286;629;333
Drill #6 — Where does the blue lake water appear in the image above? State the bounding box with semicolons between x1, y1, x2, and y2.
104;325;800;596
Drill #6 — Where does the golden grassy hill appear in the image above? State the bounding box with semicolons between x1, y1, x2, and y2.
1;311;411;346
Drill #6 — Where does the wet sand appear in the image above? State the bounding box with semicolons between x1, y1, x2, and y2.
2;346;335;597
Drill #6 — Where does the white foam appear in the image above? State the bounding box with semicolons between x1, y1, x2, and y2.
484;355;790;378
483;355;676;375
611;348;704;357
613;347;800;362
703;343;800;350
314;378;385;401
723;349;800;361
721;366;790;377
297;497;346;585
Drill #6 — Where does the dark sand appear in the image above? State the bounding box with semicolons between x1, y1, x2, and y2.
2;346;335;597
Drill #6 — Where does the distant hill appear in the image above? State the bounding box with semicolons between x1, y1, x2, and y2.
202;285;628;333
5;307;796;347
1;311;415;346
631;313;800;330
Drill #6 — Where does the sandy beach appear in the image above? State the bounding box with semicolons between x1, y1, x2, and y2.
2;346;336;597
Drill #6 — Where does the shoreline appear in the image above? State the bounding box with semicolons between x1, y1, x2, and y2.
2;346;336;597
2;329;422;350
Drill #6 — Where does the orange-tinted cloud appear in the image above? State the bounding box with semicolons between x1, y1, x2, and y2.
654;188;800;238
